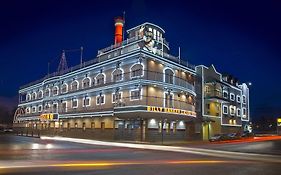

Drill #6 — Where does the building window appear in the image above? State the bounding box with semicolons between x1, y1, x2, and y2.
223;105;228;114
230;93;235;101
32;92;37;100
242;107;247;117
242;95;246;104
91;122;95;129
237;108;241;116
237;95;241;103
130;63;144;78
83;97;91;107
72;99;78;108
32;106;36;113
101;122;105;130
38;105;42;112
95;73;105;86
96;94;105;105
112;68;123;82
38;90;43;99
53;103;58;113
82;122;86;131
223;91;228;98
75;123;78;128
26;107;30;114
164;68;174;84
205;86;210;94
62;101;67;112
61;83;68;94
112;92;122;103
71;80;79;91
82;77;91;89
229;105;235;116
164;92;173;108
26;94;31;101
45;88;50;97
53;86;59;96
130;89;141;100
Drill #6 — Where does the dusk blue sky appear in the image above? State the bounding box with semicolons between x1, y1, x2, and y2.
0;0;280;120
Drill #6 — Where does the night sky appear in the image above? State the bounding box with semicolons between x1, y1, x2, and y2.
0;0;281;120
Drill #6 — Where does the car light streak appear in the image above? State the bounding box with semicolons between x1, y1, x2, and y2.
41;136;281;163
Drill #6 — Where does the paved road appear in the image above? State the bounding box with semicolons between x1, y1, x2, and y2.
0;134;281;175
199;139;281;155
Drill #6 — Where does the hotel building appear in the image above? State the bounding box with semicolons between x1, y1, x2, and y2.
13;18;250;142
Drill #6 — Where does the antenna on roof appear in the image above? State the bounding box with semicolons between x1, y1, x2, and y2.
57;50;68;72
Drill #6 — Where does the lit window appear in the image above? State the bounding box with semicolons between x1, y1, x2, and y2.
38;105;42;112
32;106;36;113
130;89;141;100
112;69;123;82
45;88;50;97
95;73;105;86
223;91;228;98
61;83;68;93
32;92;37;100
112;92;122;103
71;81;79;91
237;108;241;116
205;86;210;93
38;90;43;99
131;64;144;78
164;68;174;84
83;97;91;107
72;99;78;108
53;103;58;113
229;105;235;116
230;93;235;101
62;101;67;112
242;107;247;117
26;107;30;114
82;77;91;89
223;105;228;114
96;94;105;105
27;94;31;101
164;92;173;108
237;95;241;103
53;86;59;96
242;95;246;104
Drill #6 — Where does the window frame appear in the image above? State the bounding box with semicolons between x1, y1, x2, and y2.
223;105;228;114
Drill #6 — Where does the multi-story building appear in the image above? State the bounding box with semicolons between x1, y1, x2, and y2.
196;65;250;140
14;18;198;142
13;17;250;142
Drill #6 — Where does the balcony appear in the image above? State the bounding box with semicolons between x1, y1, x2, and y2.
20;70;195;104
205;90;228;103
17;95;195;119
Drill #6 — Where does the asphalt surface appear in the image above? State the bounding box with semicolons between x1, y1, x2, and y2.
0;134;281;175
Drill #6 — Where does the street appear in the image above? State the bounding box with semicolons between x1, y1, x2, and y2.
0;134;281;175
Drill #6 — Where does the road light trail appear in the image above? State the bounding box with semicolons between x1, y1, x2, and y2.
41;136;281;163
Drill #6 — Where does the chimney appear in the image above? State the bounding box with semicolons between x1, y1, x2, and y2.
114;17;124;45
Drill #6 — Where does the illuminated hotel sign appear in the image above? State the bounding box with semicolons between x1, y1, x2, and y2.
40;113;59;121
277;118;281;126
147;106;196;117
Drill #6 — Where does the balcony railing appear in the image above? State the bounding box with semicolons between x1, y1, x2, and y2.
18;95;196;118
20;70;195;104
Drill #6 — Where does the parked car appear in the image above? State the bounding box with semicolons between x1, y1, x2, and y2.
209;134;229;142
227;133;241;140
3;128;13;133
